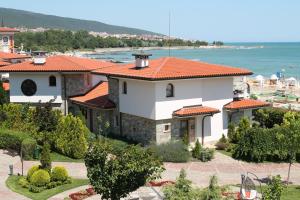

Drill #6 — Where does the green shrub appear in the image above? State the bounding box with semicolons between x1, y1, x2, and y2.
253;108;286;128
98;136;129;155
263;175;284;200
199;148;215;162
215;134;229;150
27;165;40;181
55;114;89;159
28;185;44;193
192;139;201;158
18;177;30;188
51;166;68;182
150;141;190;162
21;138;37;160
0;129;32;151
40;142;51;172
182;131;189;146
201;175;222;200
30;169;51;187
227;122;236;143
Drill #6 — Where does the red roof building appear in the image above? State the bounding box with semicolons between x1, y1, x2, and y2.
0;27;19;32
224;99;270;110
70;81;115;109
0;55;114;72
93;57;252;80
173;105;220;117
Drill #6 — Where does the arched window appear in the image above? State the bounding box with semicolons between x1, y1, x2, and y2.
122;81;127;94
49;75;56;87
166;83;174;97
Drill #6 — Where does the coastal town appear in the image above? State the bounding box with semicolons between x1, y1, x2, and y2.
0;2;300;200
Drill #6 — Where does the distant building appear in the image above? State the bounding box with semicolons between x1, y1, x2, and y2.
0;27;19;53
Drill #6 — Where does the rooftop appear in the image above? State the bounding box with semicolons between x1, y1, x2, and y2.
0;55;114;72
224;99;270;110
0;52;31;60
70;81;115;109
93;57;252;81
0;27;19;32
173;105;220;117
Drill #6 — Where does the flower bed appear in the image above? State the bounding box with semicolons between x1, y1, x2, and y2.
69;187;96;200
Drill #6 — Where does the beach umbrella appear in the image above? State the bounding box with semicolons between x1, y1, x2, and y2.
255;75;264;81
270;74;278;80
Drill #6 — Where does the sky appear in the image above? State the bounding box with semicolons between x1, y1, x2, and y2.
0;0;300;42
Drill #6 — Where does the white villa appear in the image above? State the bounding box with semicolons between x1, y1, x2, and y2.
0;52;269;145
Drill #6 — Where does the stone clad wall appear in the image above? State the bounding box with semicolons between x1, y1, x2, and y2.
156;118;181;144
121;113;156;145
108;78;120;134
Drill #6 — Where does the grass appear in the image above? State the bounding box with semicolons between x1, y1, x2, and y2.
6;175;89;200
50;152;84;163
217;149;233;157
258;185;300;200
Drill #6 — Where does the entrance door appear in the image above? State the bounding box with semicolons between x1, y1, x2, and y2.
188;119;196;143
180;119;196;143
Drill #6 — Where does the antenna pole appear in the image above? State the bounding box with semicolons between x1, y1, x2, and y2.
168;11;171;57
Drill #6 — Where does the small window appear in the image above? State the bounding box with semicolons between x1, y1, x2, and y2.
122;81;127;94
163;123;171;132
49;75;56;87
166;83;174;97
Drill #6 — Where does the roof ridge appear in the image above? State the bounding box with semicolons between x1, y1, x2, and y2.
151;57;170;78
58;55;85;69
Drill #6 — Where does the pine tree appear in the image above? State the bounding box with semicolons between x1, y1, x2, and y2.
40;142;51;172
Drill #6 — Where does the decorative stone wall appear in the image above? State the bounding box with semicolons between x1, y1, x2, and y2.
62;74;92;97
121;112;156;145
156;118;181;144
108;78;120;134
91;109;114;134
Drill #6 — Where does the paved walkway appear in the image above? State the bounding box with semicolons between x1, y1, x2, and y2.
0;149;29;200
2;151;300;199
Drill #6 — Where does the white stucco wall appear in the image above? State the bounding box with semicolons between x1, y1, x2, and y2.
10;73;63;103
119;78;156;119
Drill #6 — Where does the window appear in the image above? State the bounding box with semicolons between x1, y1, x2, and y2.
21;79;37;96
2;36;8;44
163;123;171;132
49;75;56;87
166;83;174;97
122;81;127;94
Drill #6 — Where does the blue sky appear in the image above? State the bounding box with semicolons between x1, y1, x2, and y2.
0;0;299;42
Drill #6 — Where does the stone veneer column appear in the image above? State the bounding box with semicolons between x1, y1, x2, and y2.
108;77;121;135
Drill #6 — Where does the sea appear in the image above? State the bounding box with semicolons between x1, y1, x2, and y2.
84;42;300;78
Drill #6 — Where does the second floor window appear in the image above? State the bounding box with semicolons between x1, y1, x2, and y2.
122;81;127;94
49;75;56;87
166;83;174;97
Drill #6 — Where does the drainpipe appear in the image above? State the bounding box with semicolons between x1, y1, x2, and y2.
201;114;214;145
62;74;67;115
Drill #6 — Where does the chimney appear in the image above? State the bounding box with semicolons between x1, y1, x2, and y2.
32;51;47;65
132;52;152;69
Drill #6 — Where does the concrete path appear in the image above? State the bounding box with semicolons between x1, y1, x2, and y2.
48;185;90;200
0;149;29;200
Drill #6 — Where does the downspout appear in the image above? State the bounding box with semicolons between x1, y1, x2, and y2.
201;113;214;145
62;74;67;115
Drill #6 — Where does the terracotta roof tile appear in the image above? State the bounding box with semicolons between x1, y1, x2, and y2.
0;61;10;66
0;52;31;60
0;55;114;72
173;105;220;117
0;27;19;32
224;99;270;110
93;57;252;80
70;81;115;109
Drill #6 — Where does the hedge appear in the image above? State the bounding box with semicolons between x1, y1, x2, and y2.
150;141;190;163
0;129;32;152
21;138;37;160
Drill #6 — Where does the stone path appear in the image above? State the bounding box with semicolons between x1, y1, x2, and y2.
2;151;300;199
0;149;29;200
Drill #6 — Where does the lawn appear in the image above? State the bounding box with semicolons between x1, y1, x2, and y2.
6;175;89;200
258;185;300;200
50;152;84;163
217;149;233;157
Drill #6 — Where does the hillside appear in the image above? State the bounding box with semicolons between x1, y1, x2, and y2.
0;7;161;35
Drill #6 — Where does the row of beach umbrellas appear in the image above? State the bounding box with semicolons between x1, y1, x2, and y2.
255;75;297;86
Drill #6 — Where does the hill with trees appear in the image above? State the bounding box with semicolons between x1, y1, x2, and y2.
0;7;160;35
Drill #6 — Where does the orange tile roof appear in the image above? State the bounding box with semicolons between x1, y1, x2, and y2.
70;81;115;109
0;61;10;66
224;99;270;110
173;105;220;117
0;55;114;72
0;52;31;60
0;27;19;32
93;57;252;80
2;82;9;91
